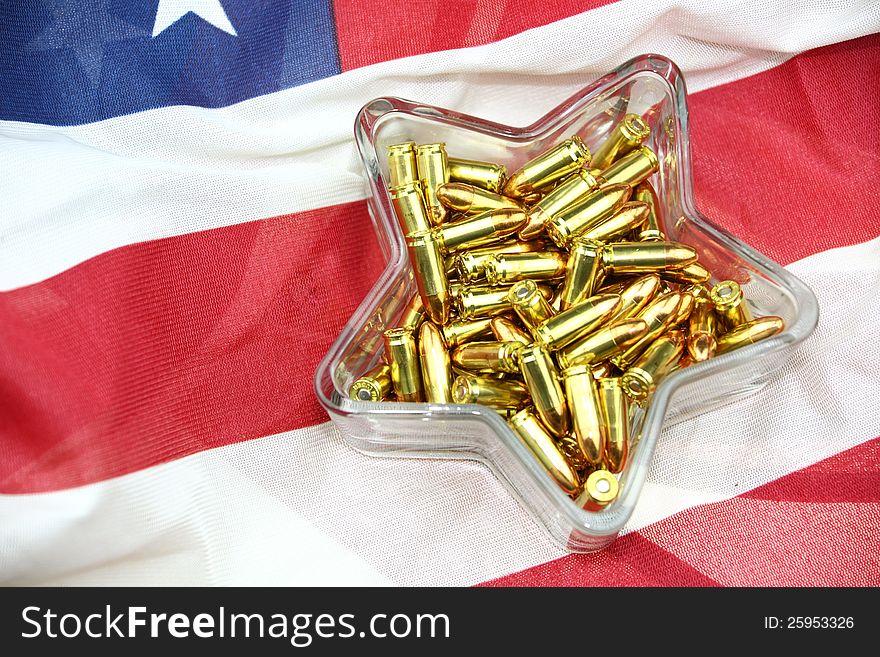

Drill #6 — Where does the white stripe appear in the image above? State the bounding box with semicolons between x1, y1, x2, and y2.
1;0;878;289
0;424;392;586
2;238;878;585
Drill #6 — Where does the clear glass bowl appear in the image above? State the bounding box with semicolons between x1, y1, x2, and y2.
314;54;819;552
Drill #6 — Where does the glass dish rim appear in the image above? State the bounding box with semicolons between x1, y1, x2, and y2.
313;53;820;537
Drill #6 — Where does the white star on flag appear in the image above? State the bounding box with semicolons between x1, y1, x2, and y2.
152;0;237;37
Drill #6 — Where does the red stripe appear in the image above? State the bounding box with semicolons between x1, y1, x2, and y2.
478;533;720;587
331;1;616;71
1;39;878;493
0;202;384;493
689;35;880;265
481;438;880;587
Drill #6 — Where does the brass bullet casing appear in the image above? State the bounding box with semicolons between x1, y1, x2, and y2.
508;279;556;332
710;280;753;330
519;345;569;437
534;293;621;351
451;340;523;374
485;251;567;285
520;191;543;206
508;408;580;495
503;136;591;199
457;285;512;319
556;318;648;369
686;282;711;300
457;283;552;320
441;317;493;348
406;230;451;325
398;292;426;332
591;113;651;170
688;296;717;362
602;241;698;275
544;183;632;248
620;330;685;401
490;316;532;344
559;237;605;310
383;328;424;402
416;143;450;226
634;181;665;241
349;363;393;402
578;201;650;243
447;157;507;194
390;182;432;235
563;364;605;467
662;261;711;285
598;378;629;473
452;374;529;409
599;145;660;187
591;361;613;380
612;291;683;369
455;239;547;284
576;469;619;510
434;207;526;253
521;169;603;239
437;182;523;215
419;321;452;403
670;290;695;326
557;433;589;471
612;273;663;320
387;142;418;188
716;316;784;355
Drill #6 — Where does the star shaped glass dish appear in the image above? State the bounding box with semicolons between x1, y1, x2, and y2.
314;54;818;552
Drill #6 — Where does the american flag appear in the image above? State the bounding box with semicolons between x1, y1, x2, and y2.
1;0;879;586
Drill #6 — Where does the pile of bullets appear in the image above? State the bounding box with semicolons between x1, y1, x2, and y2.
349;114;784;510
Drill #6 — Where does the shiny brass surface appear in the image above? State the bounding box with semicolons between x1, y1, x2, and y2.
576;469;619;510
503;136;591;199
611;273;662;320
578;201;650;242
519;345;569;437
508;408;580;495
620;330;685;401
383;327;423;402
716;316;784;354
387;142;418;188
489;316;533;344
598;377;628;473
544;183;631;248
710;280;753;329
591;113;651;170
441;317;493;347
406;230;451;325
437;182;522;215
508;279;556;331
435;207;526;253
688;296;717;362
634;180;665;241
602;241;698;274
349;362;393;402
485;251;567;285
556;318;648;369
452;374;529;408
534;293;621;350
390;181;431;234
599;145;659;187
563;364;605;467
419;321;452;403
612;291;683;369
559;237;605;310
447;157;507;193
416;143;450;226
522;169;603;239
451;340;523;373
